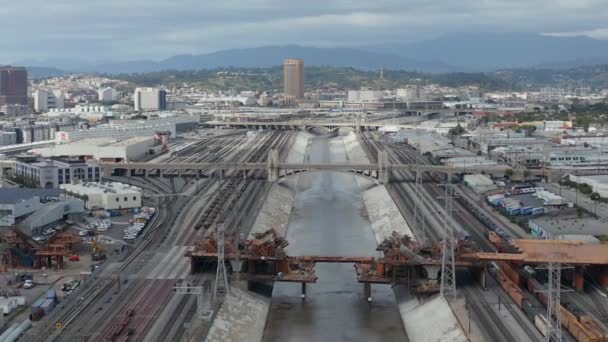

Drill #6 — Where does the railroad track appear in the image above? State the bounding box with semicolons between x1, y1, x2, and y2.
46;130;296;341
358;132;543;342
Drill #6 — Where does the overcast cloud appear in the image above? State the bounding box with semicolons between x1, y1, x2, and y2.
2;0;608;62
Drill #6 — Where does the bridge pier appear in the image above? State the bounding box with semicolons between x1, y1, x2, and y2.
364;283;372;302
267;149;280;182
301;282;307;299
378;150;391;184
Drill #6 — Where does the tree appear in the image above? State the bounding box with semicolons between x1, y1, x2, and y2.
579;183;593;195
505;169;514;178
448;123;465;137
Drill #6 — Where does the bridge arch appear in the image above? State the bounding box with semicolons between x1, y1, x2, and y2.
275;169;381;184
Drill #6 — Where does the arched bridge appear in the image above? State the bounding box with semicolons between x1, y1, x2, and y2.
97;150;607;184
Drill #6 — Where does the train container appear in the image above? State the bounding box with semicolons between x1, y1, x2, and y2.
30;307;44;321
12;296;25;306
40;298;55;315
580;315;608;340
30;297;45;314
527;278;548;306
497;270;526;307
0;323;19;341
567;317;601;342
498;261;522;286
535;314;548;337
507;207;521;216
47;288;57;301
522;301;542;321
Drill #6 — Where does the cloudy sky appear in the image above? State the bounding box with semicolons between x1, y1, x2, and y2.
2;0;608;62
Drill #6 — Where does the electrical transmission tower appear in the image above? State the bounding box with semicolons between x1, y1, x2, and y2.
440;172;456;301
546;260;563;342
213;223;230;304
413;118;427;244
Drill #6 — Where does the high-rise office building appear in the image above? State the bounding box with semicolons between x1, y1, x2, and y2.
134;87;167;111
0;66;28;106
283;59;304;100
33;89;64;112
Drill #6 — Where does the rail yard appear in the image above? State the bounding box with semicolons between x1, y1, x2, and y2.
7;126;608;342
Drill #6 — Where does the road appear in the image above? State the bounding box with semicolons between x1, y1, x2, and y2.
263;135;407;342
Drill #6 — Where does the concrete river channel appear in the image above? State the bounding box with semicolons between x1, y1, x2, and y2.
262;134;408;342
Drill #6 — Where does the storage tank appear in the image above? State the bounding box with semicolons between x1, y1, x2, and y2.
4;319;32;342
0;323;19;341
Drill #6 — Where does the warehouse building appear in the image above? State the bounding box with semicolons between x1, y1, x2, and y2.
0;189;61;227
53;116;198;144
32;136;156;162
463;174;498;194
0;188;83;237
61;182;142;210
529;210;607;240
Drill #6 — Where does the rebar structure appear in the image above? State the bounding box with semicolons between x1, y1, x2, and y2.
546;261;563;342
440;172;456;301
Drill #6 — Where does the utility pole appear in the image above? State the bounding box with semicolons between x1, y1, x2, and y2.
440;172;456;301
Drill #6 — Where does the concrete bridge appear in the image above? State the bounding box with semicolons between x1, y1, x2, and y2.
203;109;472;131
99;150;607;184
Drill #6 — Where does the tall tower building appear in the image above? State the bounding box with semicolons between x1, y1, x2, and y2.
134;87;167;111
283;59;304;100
0;66;28;106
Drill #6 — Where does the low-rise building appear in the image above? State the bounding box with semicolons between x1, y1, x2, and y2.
13;156;100;188
463;174;498;193
61;182;142;210
33;136;156;162
0;188;61;227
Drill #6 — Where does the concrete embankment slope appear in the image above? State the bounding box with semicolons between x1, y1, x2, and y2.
205;287;270;342
205;132;311;342
343;130;467;342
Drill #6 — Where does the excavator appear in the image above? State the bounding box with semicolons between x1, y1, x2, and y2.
91;240;106;261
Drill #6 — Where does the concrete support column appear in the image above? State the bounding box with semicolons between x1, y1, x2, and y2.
267;149;280;182
301;282;307;299
378;151;390;184
144;169;148;178
364;283;372;302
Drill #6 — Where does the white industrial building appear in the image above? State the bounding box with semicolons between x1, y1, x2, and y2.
98;87;119;102
13;156;100;188
33;136;156;162
33;89;64;112
53;116;199;144
396;86;427;101
61;182;142;210
347;90;386;102
134;88;167;111
463;174;498;194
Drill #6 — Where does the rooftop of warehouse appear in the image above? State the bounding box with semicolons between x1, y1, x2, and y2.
0;188;62;204
101;136;153;147
530;208;608;236
61;181;141;195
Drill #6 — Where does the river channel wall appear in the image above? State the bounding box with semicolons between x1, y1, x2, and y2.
343;130;467;342
206;132;311;342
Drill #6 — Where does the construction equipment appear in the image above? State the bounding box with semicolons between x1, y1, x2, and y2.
91;240;106;262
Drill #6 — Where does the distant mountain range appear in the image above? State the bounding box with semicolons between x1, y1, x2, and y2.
365;32;608;71
16;33;608;76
